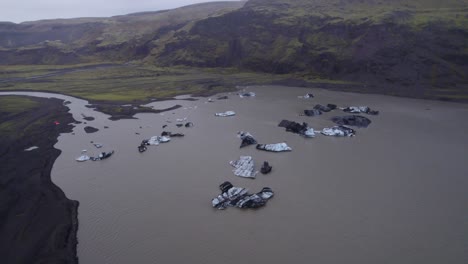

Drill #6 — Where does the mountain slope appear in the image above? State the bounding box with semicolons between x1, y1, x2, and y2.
147;0;468;99
0;0;467;101
0;1;246;64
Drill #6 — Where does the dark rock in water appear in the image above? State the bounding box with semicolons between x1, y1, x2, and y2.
278;120;293;128
161;131;184;137
219;181;234;193
162;125;168;128
327;104;337;110
238;131;257;148
185;122;194;128
304;109;322;116
240;136;257;148
104;126;109;129
313;105;329;112
313;104;337;112
138;145;147;152
176;124;183;127
74;121;82;124
82;116;95;121
217;96;229;100
63;100;71;105
278;120;308;135
331;115;372;128
261;161;272;174
84;126;99;133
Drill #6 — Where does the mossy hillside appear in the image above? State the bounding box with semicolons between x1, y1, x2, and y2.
149;0;468;99
155;0;468;67
0;1;246;64
0;0;467;102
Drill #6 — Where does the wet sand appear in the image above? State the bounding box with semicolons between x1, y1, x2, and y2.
5;86;468;263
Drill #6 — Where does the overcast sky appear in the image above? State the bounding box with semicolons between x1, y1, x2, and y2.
1;0;241;23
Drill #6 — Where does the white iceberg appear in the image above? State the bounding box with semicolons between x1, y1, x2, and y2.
239;92;256;98
215;111;236;117
148;136;171;145
229;156;258;178
76;150;90;162
304;128;316;138
321;126;355;137
256;143;292;152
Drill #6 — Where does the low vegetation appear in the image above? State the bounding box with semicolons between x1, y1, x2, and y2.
0;0;467;103
0;64;358;118
0;65;286;102
0;96;60;140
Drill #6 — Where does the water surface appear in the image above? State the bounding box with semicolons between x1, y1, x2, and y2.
2;87;467;264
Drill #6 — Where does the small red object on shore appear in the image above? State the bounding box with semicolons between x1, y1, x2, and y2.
54;121;60;125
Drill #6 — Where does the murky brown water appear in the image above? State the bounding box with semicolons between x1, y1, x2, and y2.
2;86;468;264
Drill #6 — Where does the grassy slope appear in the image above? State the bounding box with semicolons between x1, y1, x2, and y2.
0;65;281;102
0;64;356;118
149;0;468;101
0;1;245;64
0;0;467;102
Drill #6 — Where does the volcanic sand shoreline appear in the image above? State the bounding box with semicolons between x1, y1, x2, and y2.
0;96;78;264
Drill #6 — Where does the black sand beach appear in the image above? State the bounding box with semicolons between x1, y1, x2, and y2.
0;96;78;264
